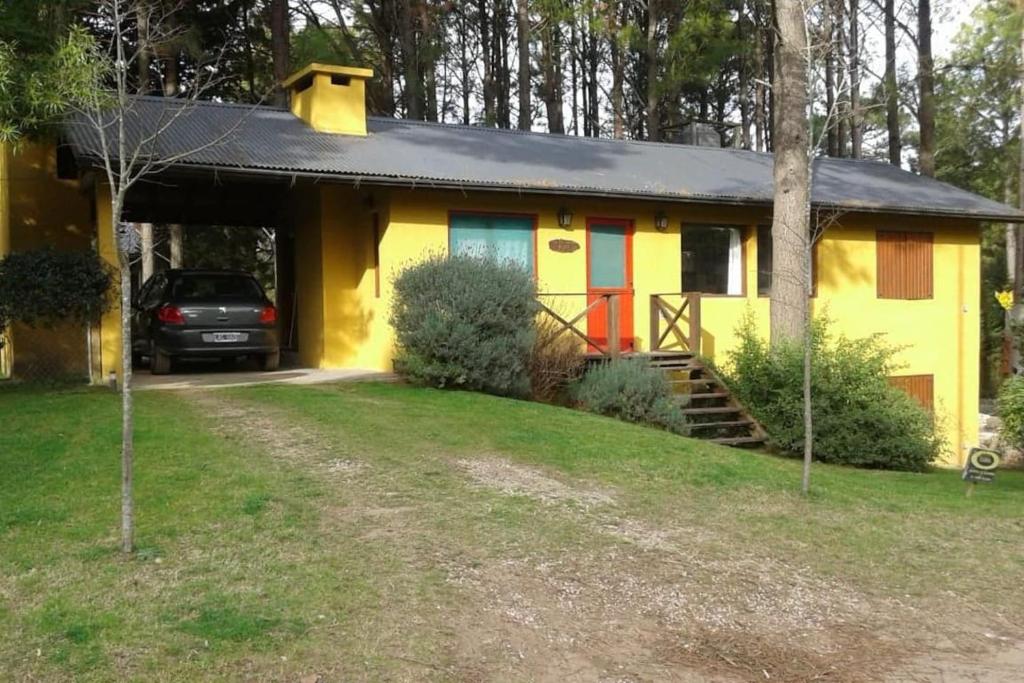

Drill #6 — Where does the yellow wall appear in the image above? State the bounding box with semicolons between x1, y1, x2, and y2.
4;143;97;379
95;182;121;383
307;187;978;466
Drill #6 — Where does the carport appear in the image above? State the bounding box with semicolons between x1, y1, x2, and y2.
87;169;302;380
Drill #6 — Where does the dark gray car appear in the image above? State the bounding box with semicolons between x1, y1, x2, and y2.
132;269;280;374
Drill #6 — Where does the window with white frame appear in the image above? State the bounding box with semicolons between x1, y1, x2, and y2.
681;225;744;295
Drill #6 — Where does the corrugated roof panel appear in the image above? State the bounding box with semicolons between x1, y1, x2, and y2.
63;96;1024;222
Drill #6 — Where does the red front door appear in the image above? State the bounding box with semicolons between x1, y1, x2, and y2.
586;218;634;353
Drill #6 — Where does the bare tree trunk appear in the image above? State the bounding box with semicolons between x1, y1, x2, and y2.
884;0;901;165
802;245;813;496
460;7;471;125
517;0;531;130
766;14;775;151
117;231;134;553
645;0;659;141
421;2;438;122
570;17;579;135
917;0;935;176
496;2;512;128
835;0;847;155
770;0;810;345
136;1;151;94
848;0;862;158
478;0;497;125
753;0;766;152
1018;0;1024;292
824;1;836;156
609;1;625;140
400;0;423;119
270;0;290;107
587;9;599;136
540;10;564;134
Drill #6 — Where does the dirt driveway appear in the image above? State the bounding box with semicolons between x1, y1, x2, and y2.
191;389;1024;682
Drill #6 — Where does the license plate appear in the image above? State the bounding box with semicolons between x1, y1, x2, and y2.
208;332;244;343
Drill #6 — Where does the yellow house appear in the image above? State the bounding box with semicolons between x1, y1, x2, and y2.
5;63;1023;466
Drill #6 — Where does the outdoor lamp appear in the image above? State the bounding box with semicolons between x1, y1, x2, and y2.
557;207;574;229
654;211;669;232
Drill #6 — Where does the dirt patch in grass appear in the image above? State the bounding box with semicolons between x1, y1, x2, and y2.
457;458;616;508
187;390;1021;682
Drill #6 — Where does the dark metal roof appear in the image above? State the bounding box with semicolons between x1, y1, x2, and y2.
65;96;1024;222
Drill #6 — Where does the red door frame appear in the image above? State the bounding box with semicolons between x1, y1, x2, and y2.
585;217;634;352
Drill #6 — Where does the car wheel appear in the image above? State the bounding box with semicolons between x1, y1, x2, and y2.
258;351;280;371
151;349;173;375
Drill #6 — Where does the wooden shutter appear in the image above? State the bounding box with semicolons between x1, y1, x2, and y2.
888;374;934;411
877;231;933;299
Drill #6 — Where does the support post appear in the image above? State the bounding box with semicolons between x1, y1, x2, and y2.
607;293;620;358
649;295;660;352
140;223;154;281
169;224;183;268
687;292;701;356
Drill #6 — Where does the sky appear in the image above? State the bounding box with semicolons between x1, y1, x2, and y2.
934;0;979;58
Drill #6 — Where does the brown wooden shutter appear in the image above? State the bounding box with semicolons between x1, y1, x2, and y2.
888;374;934;411
877;231;933;299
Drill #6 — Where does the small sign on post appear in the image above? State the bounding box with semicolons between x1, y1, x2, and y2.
962;447;1000;496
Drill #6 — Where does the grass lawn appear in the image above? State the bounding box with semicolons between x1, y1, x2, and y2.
1;381;1022;681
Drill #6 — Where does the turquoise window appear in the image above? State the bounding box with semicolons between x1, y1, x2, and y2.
450;214;534;270
589;223;627;288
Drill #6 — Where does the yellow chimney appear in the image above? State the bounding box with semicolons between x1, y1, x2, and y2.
283;63;373;136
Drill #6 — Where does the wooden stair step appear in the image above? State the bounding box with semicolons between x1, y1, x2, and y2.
710;436;766;446
687;392;729;400
669;378;717;385
682;406;742;415
688;419;754;429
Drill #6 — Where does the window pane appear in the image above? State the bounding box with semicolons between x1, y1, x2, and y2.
682;225;743;295
589;223;627;288
171;274;263;302
757;225;772;296
450;214;534;270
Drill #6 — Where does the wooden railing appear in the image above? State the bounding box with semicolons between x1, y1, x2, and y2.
537;291;701;358
649;292;701;355
537;292;622;358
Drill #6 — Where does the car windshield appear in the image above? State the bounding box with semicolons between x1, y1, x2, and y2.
170;274;263;303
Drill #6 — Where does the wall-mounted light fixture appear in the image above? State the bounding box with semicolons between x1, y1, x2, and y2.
557;207;574;229
654;211;669;232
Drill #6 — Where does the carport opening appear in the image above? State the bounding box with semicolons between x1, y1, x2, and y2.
124;222;298;373
119;175;300;374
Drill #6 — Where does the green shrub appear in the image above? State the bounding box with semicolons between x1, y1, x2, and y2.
572;357;689;435
0;248;113;347
720;314;943;471
390;253;538;397
997;376;1024;449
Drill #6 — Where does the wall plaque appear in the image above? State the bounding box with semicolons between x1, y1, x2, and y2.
548;239;580;253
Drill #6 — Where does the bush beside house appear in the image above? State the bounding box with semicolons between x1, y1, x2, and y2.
0;248;112;343
997;376;1024;450
389;256;683;435
572;357;689;435
721;315;943;471
390;253;538;397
